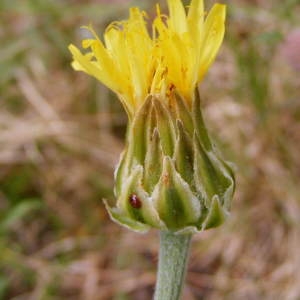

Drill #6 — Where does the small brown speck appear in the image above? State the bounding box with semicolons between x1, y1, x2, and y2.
163;174;170;185
129;194;142;209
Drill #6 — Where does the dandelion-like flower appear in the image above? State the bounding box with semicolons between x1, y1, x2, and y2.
69;0;235;234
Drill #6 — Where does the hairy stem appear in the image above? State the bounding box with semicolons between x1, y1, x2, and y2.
154;230;192;300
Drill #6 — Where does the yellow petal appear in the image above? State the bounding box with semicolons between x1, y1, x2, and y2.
198;4;226;81
82;39;95;49
187;0;204;32
69;44;119;93
167;0;188;34
124;7;153;105
104;26;130;76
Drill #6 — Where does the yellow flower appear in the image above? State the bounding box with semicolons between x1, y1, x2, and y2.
69;0;226;117
69;0;234;234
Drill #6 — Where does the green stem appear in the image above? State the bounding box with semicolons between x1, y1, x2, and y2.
154;230;192;300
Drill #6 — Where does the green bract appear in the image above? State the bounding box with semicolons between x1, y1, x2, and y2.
104;90;235;234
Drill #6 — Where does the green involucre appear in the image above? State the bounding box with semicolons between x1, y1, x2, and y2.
104;90;235;234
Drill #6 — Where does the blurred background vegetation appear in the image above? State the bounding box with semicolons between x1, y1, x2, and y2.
0;0;300;299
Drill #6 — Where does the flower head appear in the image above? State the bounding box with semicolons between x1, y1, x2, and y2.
69;0;226;117
69;0;234;234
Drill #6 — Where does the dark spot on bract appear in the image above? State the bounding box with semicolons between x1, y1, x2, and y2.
129;194;142;209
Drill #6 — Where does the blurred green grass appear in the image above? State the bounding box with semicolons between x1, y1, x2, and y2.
0;0;300;299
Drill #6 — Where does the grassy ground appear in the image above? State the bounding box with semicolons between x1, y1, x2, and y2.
0;0;300;299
